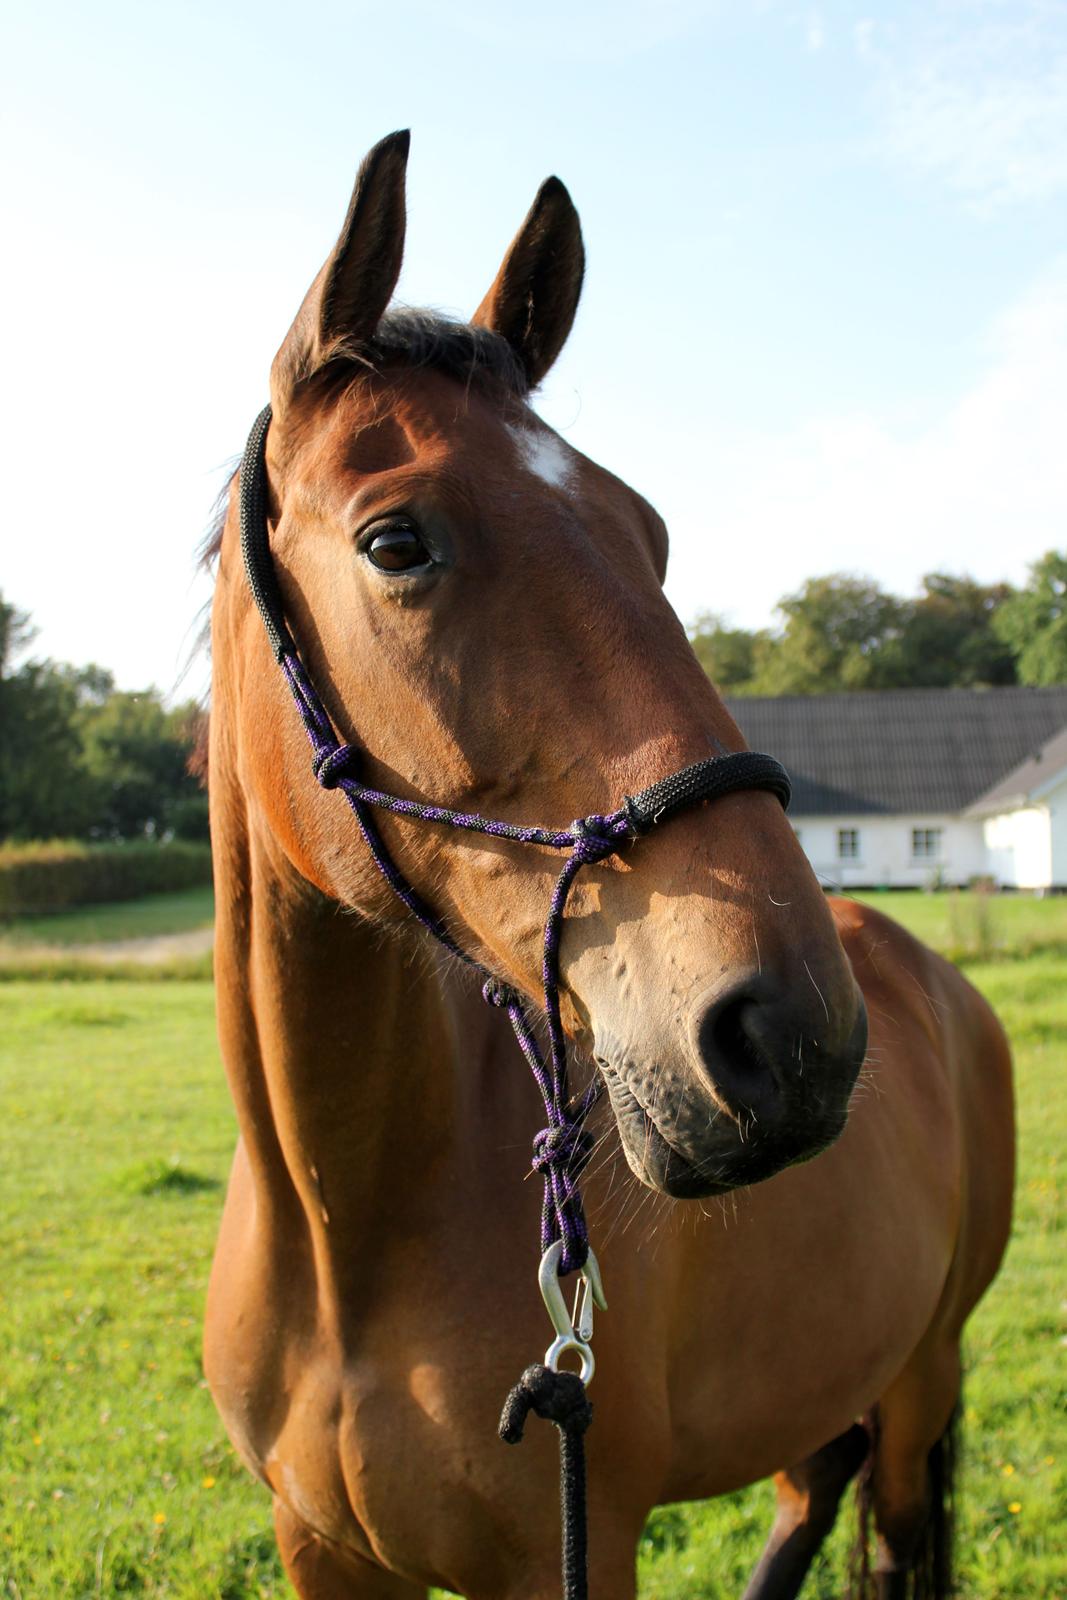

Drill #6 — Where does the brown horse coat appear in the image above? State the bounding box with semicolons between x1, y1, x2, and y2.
205;134;1014;1599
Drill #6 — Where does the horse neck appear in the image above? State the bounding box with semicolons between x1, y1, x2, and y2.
212;804;475;1276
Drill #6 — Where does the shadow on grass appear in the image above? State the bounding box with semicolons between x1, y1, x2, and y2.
111;1158;222;1198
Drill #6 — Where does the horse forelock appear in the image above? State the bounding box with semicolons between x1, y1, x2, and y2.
197;309;528;581
325;307;530;398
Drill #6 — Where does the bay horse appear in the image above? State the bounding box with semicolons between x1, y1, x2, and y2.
204;132;1014;1599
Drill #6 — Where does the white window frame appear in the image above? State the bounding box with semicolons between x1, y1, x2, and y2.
837;827;860;860
911;826;942;861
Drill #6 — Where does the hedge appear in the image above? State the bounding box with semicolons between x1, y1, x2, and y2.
0;840;213;917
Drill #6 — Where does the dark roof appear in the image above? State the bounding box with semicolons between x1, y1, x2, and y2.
966;724;1067;815
724;687;1067;816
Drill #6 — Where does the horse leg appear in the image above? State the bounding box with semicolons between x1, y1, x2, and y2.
273;1500;428;1600
866;1347;960;1600
740;1423;869;1600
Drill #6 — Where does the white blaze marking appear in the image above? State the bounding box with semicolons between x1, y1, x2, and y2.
509;423;575;493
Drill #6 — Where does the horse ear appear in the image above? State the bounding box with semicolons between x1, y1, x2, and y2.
271;130;410;407
472;177;585;389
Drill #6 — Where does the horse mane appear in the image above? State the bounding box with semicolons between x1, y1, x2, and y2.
335;306;529;397
198;309;527;575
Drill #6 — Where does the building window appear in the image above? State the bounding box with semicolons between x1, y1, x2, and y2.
912;827;942;860
837;828;859;860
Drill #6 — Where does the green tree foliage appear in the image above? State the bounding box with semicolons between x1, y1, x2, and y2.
0;595;35;671
890;574;1017;688
753;575;909;694
77;691;206;840
0;590;207;843
993;551;1067;686
0;662;98;840
689;569;1025;695
687;614;766;692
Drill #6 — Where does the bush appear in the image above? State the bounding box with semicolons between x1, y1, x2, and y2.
0;840;212;917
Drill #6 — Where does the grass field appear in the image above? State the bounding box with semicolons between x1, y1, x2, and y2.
0;894;1063;1597
852;889;1067;964
0;886;215;948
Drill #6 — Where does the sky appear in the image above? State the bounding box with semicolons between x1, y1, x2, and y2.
3;0;1067;699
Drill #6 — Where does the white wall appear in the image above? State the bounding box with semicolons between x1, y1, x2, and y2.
981;807;1052;890
1044;778;1067;889
792;814;988;889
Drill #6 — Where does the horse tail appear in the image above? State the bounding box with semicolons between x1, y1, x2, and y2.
913;1399;959;1600
848;1408;878;1599
847;1399;960;1599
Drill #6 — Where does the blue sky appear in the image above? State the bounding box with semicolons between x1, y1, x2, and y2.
4;0;1067;695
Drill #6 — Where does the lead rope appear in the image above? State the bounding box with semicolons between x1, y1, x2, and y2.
238;403;791;1600
500;1365;594;1600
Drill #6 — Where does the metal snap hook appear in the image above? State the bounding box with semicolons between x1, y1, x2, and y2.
537;1241;608;1387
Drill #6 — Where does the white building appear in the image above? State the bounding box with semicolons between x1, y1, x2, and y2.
726;687;1067;891
966;727;1067;891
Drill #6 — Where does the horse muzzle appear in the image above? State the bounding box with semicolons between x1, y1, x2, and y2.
597;976;868;1198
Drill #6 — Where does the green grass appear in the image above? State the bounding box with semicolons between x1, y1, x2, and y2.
0;983;284;1599
0;899;1063;1596
0;885;215;947
851;888;1067;964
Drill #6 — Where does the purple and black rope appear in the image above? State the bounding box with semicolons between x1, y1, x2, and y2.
283;646;612;1273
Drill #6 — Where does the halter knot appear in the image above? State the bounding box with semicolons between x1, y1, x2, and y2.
568;814;627;866
532;1122;594;1179
499;1363;593;1445
313;743;361;790
482;976;520;1010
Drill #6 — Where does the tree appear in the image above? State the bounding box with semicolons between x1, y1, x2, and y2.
77;690;206;840
747;575;908;695
0;658;99;840
0;592;97;839
878;574;1017;689
687;614;764;693
993;551;1067;686
0;594;35;674
688;572;1022;696
0;591;208;843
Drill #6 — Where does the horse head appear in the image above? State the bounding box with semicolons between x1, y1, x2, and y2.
213;131;867;1202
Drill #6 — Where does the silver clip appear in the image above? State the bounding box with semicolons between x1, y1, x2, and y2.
537;1240;608;1386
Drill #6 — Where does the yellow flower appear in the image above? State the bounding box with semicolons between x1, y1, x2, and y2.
1045;1456;1055;1466
32;1435;42;1447
201;1476;216;1489
153;1512;167;1525
1001;1463;1015;1476
1008;1501;1022;1515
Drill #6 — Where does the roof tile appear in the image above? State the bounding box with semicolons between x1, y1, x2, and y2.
724;687;1067;816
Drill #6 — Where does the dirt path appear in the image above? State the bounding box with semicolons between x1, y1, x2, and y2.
75;928;214;962
3;927;215;964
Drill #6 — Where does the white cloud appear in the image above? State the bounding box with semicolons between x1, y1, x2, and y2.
657;263;1067;627
863;1;1067;212
853;17;876;60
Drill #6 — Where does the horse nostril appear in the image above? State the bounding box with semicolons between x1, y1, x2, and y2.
694;985;783;1126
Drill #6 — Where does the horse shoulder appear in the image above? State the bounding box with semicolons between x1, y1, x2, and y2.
829;896;1015;1326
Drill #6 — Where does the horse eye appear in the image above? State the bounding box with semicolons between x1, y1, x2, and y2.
364;522;431;573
